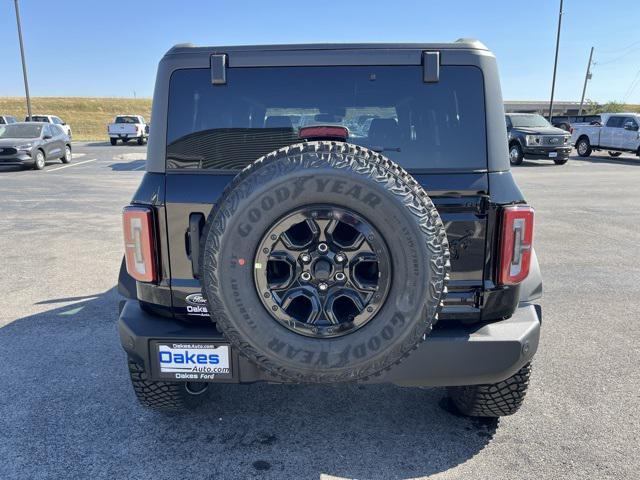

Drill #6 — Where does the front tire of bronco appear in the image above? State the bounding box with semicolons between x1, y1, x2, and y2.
447;363;532;417
127;359;207;410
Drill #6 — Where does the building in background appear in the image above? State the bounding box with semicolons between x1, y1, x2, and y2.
504;100;590;116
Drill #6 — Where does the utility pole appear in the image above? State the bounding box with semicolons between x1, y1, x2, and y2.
14;0;32;121
548;0;563;121
578;47;594;116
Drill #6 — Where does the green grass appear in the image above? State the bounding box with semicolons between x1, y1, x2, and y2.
0;97;152;141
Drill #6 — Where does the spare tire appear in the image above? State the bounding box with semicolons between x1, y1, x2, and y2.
200;142;449;383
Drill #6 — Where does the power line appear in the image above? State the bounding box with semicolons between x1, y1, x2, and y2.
597;40;640;55
593;47;640;66
622;69;640;103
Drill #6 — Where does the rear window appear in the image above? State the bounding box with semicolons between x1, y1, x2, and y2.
116;116;139;124
166;65;486;172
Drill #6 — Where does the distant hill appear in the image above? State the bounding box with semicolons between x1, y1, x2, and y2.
0;97;152;141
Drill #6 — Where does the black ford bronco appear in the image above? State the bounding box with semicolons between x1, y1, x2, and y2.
118;40;542;417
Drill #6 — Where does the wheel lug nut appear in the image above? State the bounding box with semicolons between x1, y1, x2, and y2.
318;282;328;292
301;253;311;263
301;272;311;281
335;272;346;281
317;243;329;253
335;253;345;263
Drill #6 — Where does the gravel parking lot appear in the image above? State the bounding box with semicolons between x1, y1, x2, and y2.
1;144;639;479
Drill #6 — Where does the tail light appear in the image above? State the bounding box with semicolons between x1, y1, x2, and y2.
123;206;157;282
498;205;534;285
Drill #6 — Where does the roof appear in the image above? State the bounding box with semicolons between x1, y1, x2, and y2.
165;39;488;56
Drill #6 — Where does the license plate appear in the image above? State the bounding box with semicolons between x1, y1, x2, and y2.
155;343;232;381
548;152;558;158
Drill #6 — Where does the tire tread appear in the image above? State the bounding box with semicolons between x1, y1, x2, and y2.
448;363;532;417
200;141;450;383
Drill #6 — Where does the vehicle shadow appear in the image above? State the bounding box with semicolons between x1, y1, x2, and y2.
570;154;640;166
81;141;112;147
109;160;146;171
0;289;497;480
0;165;26;173
515;161;558;168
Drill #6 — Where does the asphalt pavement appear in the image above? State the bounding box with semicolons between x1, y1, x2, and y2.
0;143;638;479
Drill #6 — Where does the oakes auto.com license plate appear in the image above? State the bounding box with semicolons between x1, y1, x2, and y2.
548;151;558;158
155;343;232;381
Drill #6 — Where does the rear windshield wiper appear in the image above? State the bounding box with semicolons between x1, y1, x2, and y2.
371;146;401;153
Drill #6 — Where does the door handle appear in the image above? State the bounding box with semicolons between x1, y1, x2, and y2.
188;213;205;278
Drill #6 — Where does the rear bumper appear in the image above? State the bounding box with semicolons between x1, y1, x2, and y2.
118;300;541;387
109;133;143;138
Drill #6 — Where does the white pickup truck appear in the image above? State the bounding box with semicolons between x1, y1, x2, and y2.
571;112;640;158
108;115;149;146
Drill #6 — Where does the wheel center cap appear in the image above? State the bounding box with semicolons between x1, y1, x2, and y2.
313;259;332;281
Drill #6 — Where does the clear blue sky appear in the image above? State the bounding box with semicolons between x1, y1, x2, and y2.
1;0;639;103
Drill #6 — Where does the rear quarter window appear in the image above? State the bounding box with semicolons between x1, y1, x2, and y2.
166;65;487;172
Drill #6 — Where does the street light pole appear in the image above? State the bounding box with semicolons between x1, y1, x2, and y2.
578;47;594;116
14;0;32;121
548;0;563;121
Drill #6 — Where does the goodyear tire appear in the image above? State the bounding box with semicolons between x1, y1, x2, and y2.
127;359;207;410
448;363;532;417
200;142;449;383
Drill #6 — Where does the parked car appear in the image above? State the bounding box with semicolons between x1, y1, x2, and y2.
571;113;640;158
551;114;601;131
107;115;149;145
0;122;71;170
25;115;72;138
0;115;18;125
118;40;542;418
506;113;571;165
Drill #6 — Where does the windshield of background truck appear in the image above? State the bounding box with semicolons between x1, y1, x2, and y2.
166;65;487;171
509;114;551;128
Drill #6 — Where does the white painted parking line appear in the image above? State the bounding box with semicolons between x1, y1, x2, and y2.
133;163;146;171
46;158;97;172
73;153;86;159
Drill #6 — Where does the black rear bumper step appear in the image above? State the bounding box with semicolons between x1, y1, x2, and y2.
118;300;540;387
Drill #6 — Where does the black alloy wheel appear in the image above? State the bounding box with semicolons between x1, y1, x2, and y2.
254;206;391;338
